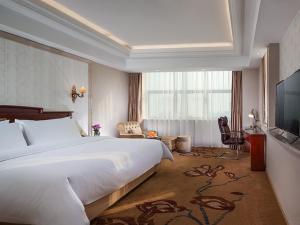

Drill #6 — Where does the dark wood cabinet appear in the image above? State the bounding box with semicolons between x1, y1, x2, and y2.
244;130;266;171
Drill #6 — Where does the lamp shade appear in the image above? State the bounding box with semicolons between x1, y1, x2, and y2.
79;86;87;94
248;109;258;120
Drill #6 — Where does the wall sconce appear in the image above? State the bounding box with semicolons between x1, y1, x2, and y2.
71;85;87;103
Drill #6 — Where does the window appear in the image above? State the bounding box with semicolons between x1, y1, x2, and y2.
142;71;232;120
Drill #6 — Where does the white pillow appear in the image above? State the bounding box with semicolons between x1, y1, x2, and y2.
0;120;9;125
16;118;81;145
0;123;27;150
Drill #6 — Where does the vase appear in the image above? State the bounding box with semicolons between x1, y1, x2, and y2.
94;129;100;136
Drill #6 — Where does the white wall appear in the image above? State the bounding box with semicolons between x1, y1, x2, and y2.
242;69;259;127
266;134;300;225
90;63;128;137
280;9;300;80
0;37;89;133
265;9;300;225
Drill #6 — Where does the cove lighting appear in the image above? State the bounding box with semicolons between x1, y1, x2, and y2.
131;42;233;50
40;0;129;47
40;0;233;50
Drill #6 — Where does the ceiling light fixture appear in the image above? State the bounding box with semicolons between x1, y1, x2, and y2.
40;0;129;48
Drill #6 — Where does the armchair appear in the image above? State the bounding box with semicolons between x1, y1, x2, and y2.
218;116;245;159
117;121;145;138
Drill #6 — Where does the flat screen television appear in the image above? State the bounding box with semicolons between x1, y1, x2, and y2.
276;69;300;136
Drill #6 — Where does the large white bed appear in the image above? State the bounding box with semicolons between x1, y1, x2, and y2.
0;106;173;225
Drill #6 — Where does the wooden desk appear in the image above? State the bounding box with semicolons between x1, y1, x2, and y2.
244;130;266;171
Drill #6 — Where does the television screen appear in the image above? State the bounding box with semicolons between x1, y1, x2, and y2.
276;69;300;136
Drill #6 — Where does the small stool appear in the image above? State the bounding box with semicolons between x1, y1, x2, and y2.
161;136;178;151
176;136;192;152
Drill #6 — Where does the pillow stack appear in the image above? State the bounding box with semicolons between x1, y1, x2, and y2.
0;122;27;150
16;117;81;145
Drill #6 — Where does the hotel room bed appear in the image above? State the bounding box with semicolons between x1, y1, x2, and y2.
0;106;173;225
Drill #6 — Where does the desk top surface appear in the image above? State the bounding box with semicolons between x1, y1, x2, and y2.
244;129;266;136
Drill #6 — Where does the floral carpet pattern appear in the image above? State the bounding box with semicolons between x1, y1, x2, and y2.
178;148;223;158
91;148;286;225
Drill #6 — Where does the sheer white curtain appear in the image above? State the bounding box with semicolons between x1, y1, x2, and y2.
142;71;232;147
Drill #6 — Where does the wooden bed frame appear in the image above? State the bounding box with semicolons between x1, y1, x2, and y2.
0;105;158;225
0;105;73;122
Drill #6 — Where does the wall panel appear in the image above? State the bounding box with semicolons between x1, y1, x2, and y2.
0;37;89;133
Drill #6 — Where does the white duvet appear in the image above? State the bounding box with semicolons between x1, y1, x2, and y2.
0;136;173;225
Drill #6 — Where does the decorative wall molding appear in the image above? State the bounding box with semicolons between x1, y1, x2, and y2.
0;0;128;70
4;0;130;57
0;31;91;64
127;56;250;72
243;0;261;59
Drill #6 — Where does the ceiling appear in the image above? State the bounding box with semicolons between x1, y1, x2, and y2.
54;0;233;47
250;0;300;67
0;0;300;71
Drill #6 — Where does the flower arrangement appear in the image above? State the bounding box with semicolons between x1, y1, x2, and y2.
92;123;101;136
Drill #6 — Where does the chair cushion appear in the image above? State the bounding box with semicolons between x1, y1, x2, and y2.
223;137;245;145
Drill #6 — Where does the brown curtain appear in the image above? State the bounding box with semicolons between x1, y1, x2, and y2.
128;73;142;122
231;71;243;132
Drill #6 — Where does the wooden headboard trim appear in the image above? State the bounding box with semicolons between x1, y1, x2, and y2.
0;105;73;122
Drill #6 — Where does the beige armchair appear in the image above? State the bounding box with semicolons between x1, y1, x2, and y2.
117;121;145;138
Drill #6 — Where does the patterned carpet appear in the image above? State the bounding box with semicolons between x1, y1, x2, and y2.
91;148;286;225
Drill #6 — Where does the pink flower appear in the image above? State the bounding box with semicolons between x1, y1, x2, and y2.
92;124;101;129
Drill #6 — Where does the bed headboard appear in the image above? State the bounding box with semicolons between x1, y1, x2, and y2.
0;105;73;122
